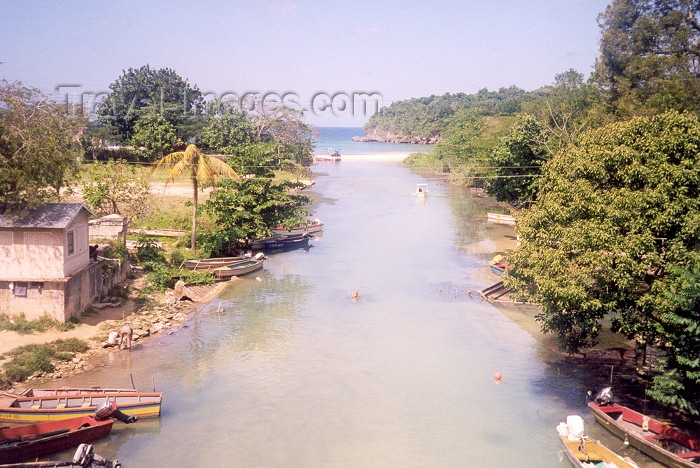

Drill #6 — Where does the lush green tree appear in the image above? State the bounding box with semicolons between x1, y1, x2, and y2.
130;113;181;161
202;176;311;256
522;69;607;155
201;110;255;157
97;65;204;143
506;112;699;364
0;81;83;207
486;115;549;205
644;250;700;415
81;160;152;218
595;0;700;115
154;144;238;249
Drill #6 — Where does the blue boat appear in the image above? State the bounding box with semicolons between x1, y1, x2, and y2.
261;233;310;251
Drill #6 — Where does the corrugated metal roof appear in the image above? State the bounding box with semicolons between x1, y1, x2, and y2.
0;203;95;229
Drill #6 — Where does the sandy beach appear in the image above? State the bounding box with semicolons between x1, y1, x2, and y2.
314;152;410;162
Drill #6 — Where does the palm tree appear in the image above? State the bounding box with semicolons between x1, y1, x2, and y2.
154;144;238;249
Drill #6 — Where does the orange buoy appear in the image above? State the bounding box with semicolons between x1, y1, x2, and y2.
493;372;502;384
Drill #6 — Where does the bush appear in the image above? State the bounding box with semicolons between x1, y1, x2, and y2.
0;339;89;385
0;313;75;334
135;237;166;265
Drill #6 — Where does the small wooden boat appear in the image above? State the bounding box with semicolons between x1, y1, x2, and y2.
212;253;266;279
0;416;114;464
557;415;638;467
0;390;163;422
486;212;516;225
271;219;324;237
489;254;507;276
6;387;140;398
180;255;251;272
259;233;310;251
589;394;700;467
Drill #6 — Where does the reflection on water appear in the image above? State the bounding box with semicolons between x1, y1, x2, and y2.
45;160;663;467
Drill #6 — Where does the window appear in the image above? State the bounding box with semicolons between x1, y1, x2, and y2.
12;281;28;297
67;229;75;255
0;232;13;259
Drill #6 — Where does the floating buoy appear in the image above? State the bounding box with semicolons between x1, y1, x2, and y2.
493;372;502;384
352;288;360;300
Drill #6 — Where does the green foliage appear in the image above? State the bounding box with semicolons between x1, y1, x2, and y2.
364;87;532;141
0;313;76;334
130;113;181;161
0;80;84;206
403;151;447;173
154;144;238;249
202;176;311;256
81;160;152;218
521;69;607;155
486;115;549;205
1;339;89;384
506;112;700;360
135;237;166;266
97;64;204;143
146;262;213;291
595;0;700;116
645;250;700;415
201;110;255;156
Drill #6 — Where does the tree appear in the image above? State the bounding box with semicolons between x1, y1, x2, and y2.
97;65;204;143
595;0;700;115
0;80;83;207
522;69;607;156
154;144;238;249
130;113;181;161
505;112;699;364
81;160;152;218
201;110;255;157
486;115;548;205
644;250;700;415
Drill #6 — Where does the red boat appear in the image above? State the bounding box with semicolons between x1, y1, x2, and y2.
0;416;114;464
589;388;700;468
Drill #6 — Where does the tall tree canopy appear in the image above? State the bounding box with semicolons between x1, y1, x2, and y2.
96;65;204;144
486;115;549;205
505;111;699;411
0;80;83;207
595;0;700;115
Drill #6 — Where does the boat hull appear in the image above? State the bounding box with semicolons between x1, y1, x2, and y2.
589;402;700;468
0;416;113;464
181;256;250;271
213;258;264;278
0;392;163;422
486;212;516;225
558;434;638;468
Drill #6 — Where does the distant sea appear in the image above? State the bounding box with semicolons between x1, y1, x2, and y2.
313;127;433;156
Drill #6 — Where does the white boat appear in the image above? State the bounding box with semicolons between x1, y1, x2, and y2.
414;183;428;196
486;212;515;225
271;219;324;237
212;253;266;279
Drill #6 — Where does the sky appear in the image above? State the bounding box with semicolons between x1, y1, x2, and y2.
1;0;611;127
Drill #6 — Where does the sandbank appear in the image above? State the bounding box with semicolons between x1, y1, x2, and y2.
314;152;410;162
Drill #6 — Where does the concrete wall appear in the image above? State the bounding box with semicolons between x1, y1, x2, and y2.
0;211;90;281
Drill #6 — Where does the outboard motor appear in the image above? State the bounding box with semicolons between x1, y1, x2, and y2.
73;443;122;468
594;386;613;405
94;400;138;424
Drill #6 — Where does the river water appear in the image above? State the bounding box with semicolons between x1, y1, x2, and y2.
49;154;662;467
